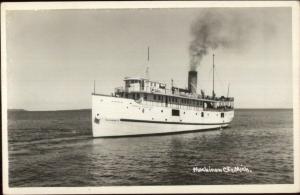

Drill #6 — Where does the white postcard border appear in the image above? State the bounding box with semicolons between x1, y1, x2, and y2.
1;1;299;194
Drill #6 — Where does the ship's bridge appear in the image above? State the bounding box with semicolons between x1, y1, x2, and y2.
122;77;166;94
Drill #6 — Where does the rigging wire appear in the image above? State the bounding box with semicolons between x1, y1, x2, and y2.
207;63;227;96
215;69;227;96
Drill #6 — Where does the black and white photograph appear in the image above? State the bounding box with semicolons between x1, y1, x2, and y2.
1;1;300;194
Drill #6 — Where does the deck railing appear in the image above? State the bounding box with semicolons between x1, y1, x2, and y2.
137;99;233;111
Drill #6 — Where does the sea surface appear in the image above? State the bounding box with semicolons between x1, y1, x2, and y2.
7;109;293;186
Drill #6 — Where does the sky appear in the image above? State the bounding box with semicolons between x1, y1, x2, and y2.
5;7;292;110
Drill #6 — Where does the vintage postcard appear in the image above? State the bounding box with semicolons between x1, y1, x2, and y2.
1;1;299;194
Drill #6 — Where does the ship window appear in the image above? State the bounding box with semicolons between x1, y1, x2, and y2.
133;93;135;100
125;93;128;98
137;93;140;99
201;112;204;117
144;94;147;100
154;94;156;100
161;110;163;113
221;113;224;118
172;109;180;116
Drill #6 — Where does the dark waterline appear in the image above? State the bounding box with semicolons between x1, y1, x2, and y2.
7;109;293;186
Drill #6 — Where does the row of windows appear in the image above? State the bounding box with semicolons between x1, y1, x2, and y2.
152;94;205;106
171;109;208;117
121;92;232;108
171;110;225;118
128;106;225;118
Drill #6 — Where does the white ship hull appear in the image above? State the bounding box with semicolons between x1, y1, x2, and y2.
92;94;234;138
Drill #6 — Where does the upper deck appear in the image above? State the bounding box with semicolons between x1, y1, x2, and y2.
113;77;234;111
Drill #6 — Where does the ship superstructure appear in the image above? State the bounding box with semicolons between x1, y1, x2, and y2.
92;54;234;137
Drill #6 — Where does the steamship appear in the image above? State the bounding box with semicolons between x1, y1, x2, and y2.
92;54;234;137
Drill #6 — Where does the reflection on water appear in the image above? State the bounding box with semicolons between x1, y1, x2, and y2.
8;109;293;186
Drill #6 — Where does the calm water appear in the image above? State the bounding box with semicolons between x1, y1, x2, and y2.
7;109;293;186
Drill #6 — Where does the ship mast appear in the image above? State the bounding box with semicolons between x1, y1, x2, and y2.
93;80;96;94
212;54;215;98
145;46;150;79
148;46;150;61
227;83;230;98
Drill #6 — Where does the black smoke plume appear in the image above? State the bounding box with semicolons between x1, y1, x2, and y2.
189;9;274;71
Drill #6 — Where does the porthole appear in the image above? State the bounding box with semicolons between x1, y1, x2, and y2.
165;118;167;121
161;110;163;113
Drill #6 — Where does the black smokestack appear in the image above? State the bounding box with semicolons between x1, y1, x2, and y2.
188;70;197;94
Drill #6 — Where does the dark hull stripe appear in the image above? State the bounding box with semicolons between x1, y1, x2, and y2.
94;126;229;139
120;118;230;125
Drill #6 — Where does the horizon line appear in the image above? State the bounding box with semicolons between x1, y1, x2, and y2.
7;107;293;112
